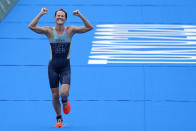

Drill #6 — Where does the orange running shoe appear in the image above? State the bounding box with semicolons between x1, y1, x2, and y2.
63;100;71;114
55;117;63;128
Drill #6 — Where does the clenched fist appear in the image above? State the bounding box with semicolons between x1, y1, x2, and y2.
40;8;48;15
73;10;81;16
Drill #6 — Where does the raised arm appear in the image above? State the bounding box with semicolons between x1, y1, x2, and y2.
28;8;50;35
71;10;93;34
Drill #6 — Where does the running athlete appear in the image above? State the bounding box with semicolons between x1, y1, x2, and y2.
28;8;93;128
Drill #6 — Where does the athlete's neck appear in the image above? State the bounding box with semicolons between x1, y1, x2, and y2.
55;25;64;32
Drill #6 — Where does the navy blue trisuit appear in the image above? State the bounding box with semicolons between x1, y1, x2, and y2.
48;26;71;88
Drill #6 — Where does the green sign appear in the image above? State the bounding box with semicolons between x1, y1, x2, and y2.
0;0;18;21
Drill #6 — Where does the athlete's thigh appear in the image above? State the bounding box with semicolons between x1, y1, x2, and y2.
59;67;70;85
48;64;60;88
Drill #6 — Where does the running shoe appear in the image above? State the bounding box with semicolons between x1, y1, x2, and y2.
63;100;71;114
55;117;63;128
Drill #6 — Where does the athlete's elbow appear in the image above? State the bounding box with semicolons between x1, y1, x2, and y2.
28;24;32;28
87;26;94;31
89;25;94;30
28;25;35;30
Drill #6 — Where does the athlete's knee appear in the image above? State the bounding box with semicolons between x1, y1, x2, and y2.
60;91;68;97
60;85;70;96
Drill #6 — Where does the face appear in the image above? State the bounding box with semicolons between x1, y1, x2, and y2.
55;11;66;25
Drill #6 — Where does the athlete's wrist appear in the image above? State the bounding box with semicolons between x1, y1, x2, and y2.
38;12;44;17
78;14;84;19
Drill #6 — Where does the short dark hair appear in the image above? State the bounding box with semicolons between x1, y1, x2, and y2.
55;9;67;19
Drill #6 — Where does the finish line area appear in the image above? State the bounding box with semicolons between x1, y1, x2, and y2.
0;0;196;131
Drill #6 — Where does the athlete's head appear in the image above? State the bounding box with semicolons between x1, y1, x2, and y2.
55;9;67;25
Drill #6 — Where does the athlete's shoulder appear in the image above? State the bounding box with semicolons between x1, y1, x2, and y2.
68;25;78;28
65;25;75;32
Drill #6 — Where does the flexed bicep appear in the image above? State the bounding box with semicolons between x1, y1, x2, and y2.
28;8;49;35
72;10;93;34
71;26;92;34
29;26;49;34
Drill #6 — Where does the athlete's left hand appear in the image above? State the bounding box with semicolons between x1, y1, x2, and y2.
73;10;81;16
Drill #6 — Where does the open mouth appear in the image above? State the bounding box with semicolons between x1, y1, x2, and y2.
57;19;63;21
57;19;64;22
